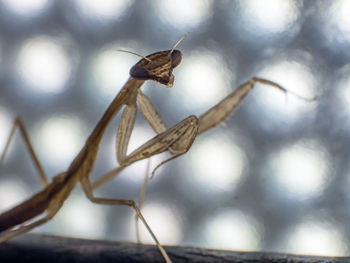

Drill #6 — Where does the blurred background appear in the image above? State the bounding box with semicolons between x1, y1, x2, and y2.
1;0;350;257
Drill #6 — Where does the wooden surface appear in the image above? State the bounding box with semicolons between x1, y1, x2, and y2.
0;233;348;263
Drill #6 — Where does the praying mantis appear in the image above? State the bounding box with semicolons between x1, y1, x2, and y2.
0;36;316;263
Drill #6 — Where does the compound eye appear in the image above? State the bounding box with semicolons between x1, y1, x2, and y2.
171;50;182;68
130;65;151;80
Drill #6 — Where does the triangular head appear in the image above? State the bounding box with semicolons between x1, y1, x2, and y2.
129;50;182;87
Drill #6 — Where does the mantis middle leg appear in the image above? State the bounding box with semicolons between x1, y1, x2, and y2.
80;176;172;263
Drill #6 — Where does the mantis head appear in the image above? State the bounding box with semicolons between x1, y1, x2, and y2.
129;50;182;87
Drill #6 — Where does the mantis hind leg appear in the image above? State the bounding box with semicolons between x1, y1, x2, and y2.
0;117;48;187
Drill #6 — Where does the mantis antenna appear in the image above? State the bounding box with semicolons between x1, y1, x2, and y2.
117;49;153;62
169;32;189;56
117;32;189;61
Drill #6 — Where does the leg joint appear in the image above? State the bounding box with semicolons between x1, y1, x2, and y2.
127;199;136;207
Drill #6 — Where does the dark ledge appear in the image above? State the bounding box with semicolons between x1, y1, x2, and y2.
0;233;348;263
